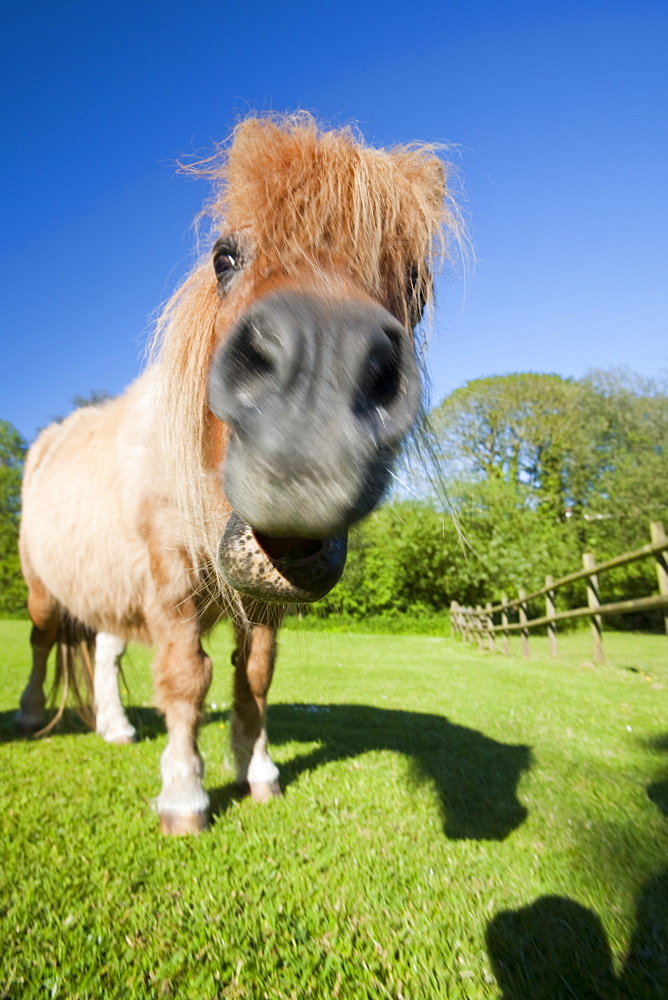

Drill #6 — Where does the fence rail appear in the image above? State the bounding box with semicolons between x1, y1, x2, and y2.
450;520;668;662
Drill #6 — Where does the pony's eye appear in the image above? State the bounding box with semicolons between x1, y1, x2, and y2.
212;236;244;289
214;251;238;278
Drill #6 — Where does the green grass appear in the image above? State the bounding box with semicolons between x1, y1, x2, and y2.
282;611;452;635
1;620;666;999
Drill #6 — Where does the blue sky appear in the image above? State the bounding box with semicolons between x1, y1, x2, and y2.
1;0;666;442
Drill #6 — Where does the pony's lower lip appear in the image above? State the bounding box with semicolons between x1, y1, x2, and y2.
217;512;347;603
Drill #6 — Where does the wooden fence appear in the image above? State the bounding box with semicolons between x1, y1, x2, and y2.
450;521;668;662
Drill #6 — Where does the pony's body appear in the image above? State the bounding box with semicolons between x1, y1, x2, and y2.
18;115;459;833
20;373;225;641
22;384;154;641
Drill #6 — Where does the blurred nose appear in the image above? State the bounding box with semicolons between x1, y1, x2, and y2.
208;289;420;452
207;289;421;538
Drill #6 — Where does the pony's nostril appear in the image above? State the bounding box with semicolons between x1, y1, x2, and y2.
365;353;401;408
359;329;402;412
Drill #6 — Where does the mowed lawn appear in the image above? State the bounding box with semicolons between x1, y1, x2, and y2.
1;620;666;999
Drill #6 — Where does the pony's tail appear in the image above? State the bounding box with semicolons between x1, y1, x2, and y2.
35;619;96;736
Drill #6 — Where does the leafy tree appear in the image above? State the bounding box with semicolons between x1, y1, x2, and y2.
0;421;28;616
430;373;602;519
427;368;668;626
446;478;578;602
580;369;668;545
575;370;668;618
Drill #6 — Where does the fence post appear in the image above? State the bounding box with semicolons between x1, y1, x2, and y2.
485;602;495;652
518;588;529;658
650;521;668;637
583;552;604;664
475;605;485;650
460;606;469;643
450;601;459;638
545;574;557;658
501;594;509;656
464;607;473;644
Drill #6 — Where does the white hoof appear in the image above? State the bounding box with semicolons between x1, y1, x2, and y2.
97;721;137;744
249;780;282;803
159;811;208;835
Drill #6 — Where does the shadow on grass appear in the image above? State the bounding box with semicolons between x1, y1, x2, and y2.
646;733;668;818
0;706;90;742
1;701;530;841
210;702;532;842
0;706;168;744
486;871;668;999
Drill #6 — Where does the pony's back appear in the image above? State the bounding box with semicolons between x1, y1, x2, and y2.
19;381;159;643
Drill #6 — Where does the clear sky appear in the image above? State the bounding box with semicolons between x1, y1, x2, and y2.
1;0;666;442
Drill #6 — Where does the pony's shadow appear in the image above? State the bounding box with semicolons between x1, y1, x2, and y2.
1;701;531;841
647;733;668;817
0;706;167;744
210;702;532;842
0;706;92;742
486;872;668;999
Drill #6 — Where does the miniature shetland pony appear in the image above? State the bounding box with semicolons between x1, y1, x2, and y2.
18;114;459;833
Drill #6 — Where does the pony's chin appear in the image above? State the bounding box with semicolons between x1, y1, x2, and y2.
217;512;347;604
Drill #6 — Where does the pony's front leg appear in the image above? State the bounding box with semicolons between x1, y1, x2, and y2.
232;618;280;803
153;621;212;834
17;578;60;735
94;633;136;744
17;622;58;734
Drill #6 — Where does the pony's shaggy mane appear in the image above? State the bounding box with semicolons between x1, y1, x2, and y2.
149;113;464;588
186;112;463;320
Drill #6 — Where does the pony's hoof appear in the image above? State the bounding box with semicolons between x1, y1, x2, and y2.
249;780;282;803
159;811;208;835
109;733;136;745
97;720;137;744
15;715;45;737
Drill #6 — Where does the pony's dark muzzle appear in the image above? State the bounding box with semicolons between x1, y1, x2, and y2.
216;512;348;603
208;288;421;542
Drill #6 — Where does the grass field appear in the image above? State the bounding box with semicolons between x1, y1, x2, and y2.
1;620;666;999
